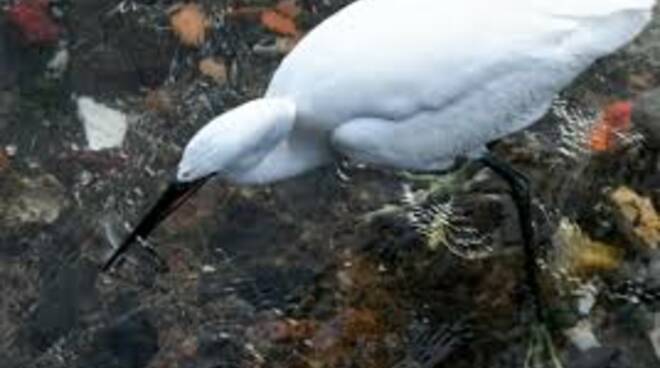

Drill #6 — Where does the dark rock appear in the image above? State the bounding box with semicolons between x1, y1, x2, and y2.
24;260;99;351
77;311;159;368
632;87;660;148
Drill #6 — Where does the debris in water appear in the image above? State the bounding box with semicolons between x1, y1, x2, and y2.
169;3;209;47
609;186;660;250
76;96;128;151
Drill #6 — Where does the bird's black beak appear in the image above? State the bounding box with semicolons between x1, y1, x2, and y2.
102;175;213;271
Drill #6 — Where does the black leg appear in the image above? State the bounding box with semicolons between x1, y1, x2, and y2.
479;153;544;322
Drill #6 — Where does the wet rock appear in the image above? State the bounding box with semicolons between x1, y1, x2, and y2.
632;87;660;148
77;311;158;368
609;186;660;250
77;96;128;150
0;173;69;228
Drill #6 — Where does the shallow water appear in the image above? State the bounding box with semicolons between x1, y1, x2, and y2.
3;1;660;367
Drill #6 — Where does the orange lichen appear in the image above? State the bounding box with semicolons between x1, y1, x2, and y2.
588;101;632;152
169;3;209;47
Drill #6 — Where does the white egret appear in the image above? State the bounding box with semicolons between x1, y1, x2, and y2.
103;0;655;320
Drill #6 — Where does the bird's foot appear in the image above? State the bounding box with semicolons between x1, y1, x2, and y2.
407;194;494;258
358;168;463;224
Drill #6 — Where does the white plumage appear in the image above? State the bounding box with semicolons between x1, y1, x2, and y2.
176;0;655;184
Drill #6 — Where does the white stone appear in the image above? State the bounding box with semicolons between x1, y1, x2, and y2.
77;97;127;150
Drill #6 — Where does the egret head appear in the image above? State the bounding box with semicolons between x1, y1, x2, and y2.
177;98;297;181
103;98;296;271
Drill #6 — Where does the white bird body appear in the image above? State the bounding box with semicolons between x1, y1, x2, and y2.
176;0;655;184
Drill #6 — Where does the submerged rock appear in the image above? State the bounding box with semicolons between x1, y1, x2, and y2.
0;173;69;228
